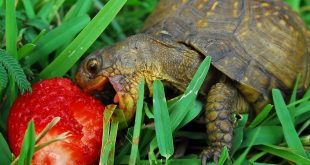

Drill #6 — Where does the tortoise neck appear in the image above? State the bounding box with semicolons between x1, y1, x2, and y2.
146;35;204;91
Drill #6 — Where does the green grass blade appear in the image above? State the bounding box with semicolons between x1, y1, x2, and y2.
0;49;31;93
18;120;35;165
298;119;310;135
231;114;248;155
0;64;8;91
294;88;310;119
300;87;310;105
108;120;119;165
272;89;306;157
248;104;273;128
47;0;65;23
115;132;133;164
218;146;229;165
241;126;283;148
39;0;127;78
5;0;18;58
167;95;182;109
257;144;310;164
178;100;203;128
234;127;260;165
135;129;154;157
31;29;46;44
100;105;116;164
0;133;11;165
26;15;90;66
295;101;310;118
37;1;53;21
288;74;301;122
144;102;154;119
169;56;211;131
129;77;145;165
18;43;36;60
26;19;50;31
113;108;128;129
148;139;158;163
249;152;267;162
0;78;18;130
289;74;301;105
300;135;310;146
285;0;301;11
22;0;36;19
64;0;92;21
153;80;174;159
287;96;310;108
93;0;126;40
137;159;201;165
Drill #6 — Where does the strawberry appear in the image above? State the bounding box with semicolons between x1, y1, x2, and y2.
7;78;105;165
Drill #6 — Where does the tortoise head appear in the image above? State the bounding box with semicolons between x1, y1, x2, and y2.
76;34;162;120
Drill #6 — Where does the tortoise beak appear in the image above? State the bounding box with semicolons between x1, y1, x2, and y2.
75;72;109;94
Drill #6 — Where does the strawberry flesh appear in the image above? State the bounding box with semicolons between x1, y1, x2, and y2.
7;78;105;165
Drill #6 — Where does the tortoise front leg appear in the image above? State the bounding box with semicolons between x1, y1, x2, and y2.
201;82;248;164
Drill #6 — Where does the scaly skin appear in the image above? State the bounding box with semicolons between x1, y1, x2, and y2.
202;83;237;163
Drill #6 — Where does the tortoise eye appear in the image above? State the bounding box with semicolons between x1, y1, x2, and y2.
86;59;99;74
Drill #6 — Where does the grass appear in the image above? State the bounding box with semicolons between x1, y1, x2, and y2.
0;0;310;164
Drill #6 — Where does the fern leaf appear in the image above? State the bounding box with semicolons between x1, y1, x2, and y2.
0;64;8;91
0;49;31;93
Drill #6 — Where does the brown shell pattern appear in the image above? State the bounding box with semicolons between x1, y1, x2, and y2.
143;0;310;105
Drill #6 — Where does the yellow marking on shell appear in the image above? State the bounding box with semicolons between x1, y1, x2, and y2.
256;22;263;28
238;30;247;37
306;31;310;38
261;3;269;7
284;5;289;10
196;19;208;28
284;15;289;20
203;0;208;2
271;25;277;31
264;11;270;17
197;3;204;10
172;5;177;11
279;19;286;26
210;1;218;11
182;0;188;3
224;60;228;65
233;2;239;16
234;1;238;8
233;10;238;17
255;15;260;19
273;11;279;16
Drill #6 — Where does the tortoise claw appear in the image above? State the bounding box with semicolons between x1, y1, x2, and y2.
200;147;221;165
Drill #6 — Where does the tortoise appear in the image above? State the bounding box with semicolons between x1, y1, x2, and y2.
76;0;310;163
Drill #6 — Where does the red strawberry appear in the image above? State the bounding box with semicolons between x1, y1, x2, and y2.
7;78;105;165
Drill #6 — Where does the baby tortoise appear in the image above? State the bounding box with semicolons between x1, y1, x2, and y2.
76;0;310;163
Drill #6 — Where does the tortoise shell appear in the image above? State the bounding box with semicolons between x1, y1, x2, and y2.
142;0;310;108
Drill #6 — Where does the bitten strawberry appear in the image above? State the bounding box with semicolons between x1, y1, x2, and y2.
7;78;105;165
